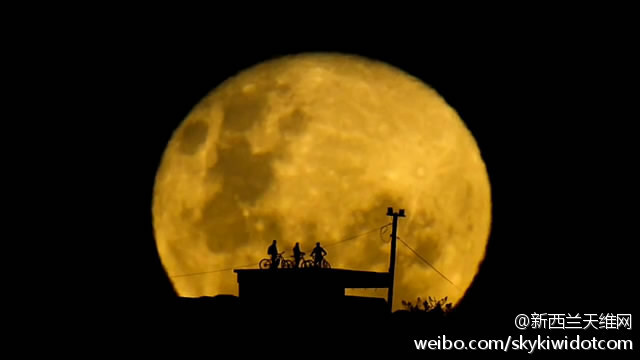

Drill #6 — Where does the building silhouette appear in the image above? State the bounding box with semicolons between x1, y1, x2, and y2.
233;208;406;317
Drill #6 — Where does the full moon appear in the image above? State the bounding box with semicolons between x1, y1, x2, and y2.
152;53;491;310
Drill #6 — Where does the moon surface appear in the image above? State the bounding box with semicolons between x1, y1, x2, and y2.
152;53;491;310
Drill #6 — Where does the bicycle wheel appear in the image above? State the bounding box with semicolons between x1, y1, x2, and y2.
282;260;294;269
322;259;331;269
302;260;314;269
259;259;271;269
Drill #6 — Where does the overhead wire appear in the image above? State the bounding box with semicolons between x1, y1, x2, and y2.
324;223;392;248
397;236;462;292
169;223;392;278
170;263;256;278
169;222;461;293
379;223;392;243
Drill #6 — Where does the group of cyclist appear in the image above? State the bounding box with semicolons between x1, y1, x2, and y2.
267;240;327;269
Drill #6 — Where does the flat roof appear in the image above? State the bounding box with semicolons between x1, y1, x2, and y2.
234;268;391;289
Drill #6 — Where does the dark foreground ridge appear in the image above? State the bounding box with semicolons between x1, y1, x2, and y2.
164;294;455;355
133;293;499;357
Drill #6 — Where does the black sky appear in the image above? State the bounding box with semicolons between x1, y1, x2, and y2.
59;22;638;352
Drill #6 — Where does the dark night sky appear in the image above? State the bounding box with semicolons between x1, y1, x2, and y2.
63;22;637;348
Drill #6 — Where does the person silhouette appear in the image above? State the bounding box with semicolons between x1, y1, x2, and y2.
267;240;279;269
292;242;305;268
311;242;327;268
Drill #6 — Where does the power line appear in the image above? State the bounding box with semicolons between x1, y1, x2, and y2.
325;223;392;248
169;223;391;278
397;237;461;292
170;263;255;278
379;223;392;243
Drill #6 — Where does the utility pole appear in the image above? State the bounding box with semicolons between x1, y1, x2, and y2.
386;207;405;314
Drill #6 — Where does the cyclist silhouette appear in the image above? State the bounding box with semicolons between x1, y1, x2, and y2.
311;242;327;267
292;242;305;268
267;240;279;269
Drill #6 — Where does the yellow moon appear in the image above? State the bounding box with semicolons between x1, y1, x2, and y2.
152;53;491;310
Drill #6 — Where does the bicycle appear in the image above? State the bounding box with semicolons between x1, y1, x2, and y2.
309;255;331;269
291;254;314;269
259;252;294;269
290;253;328;269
